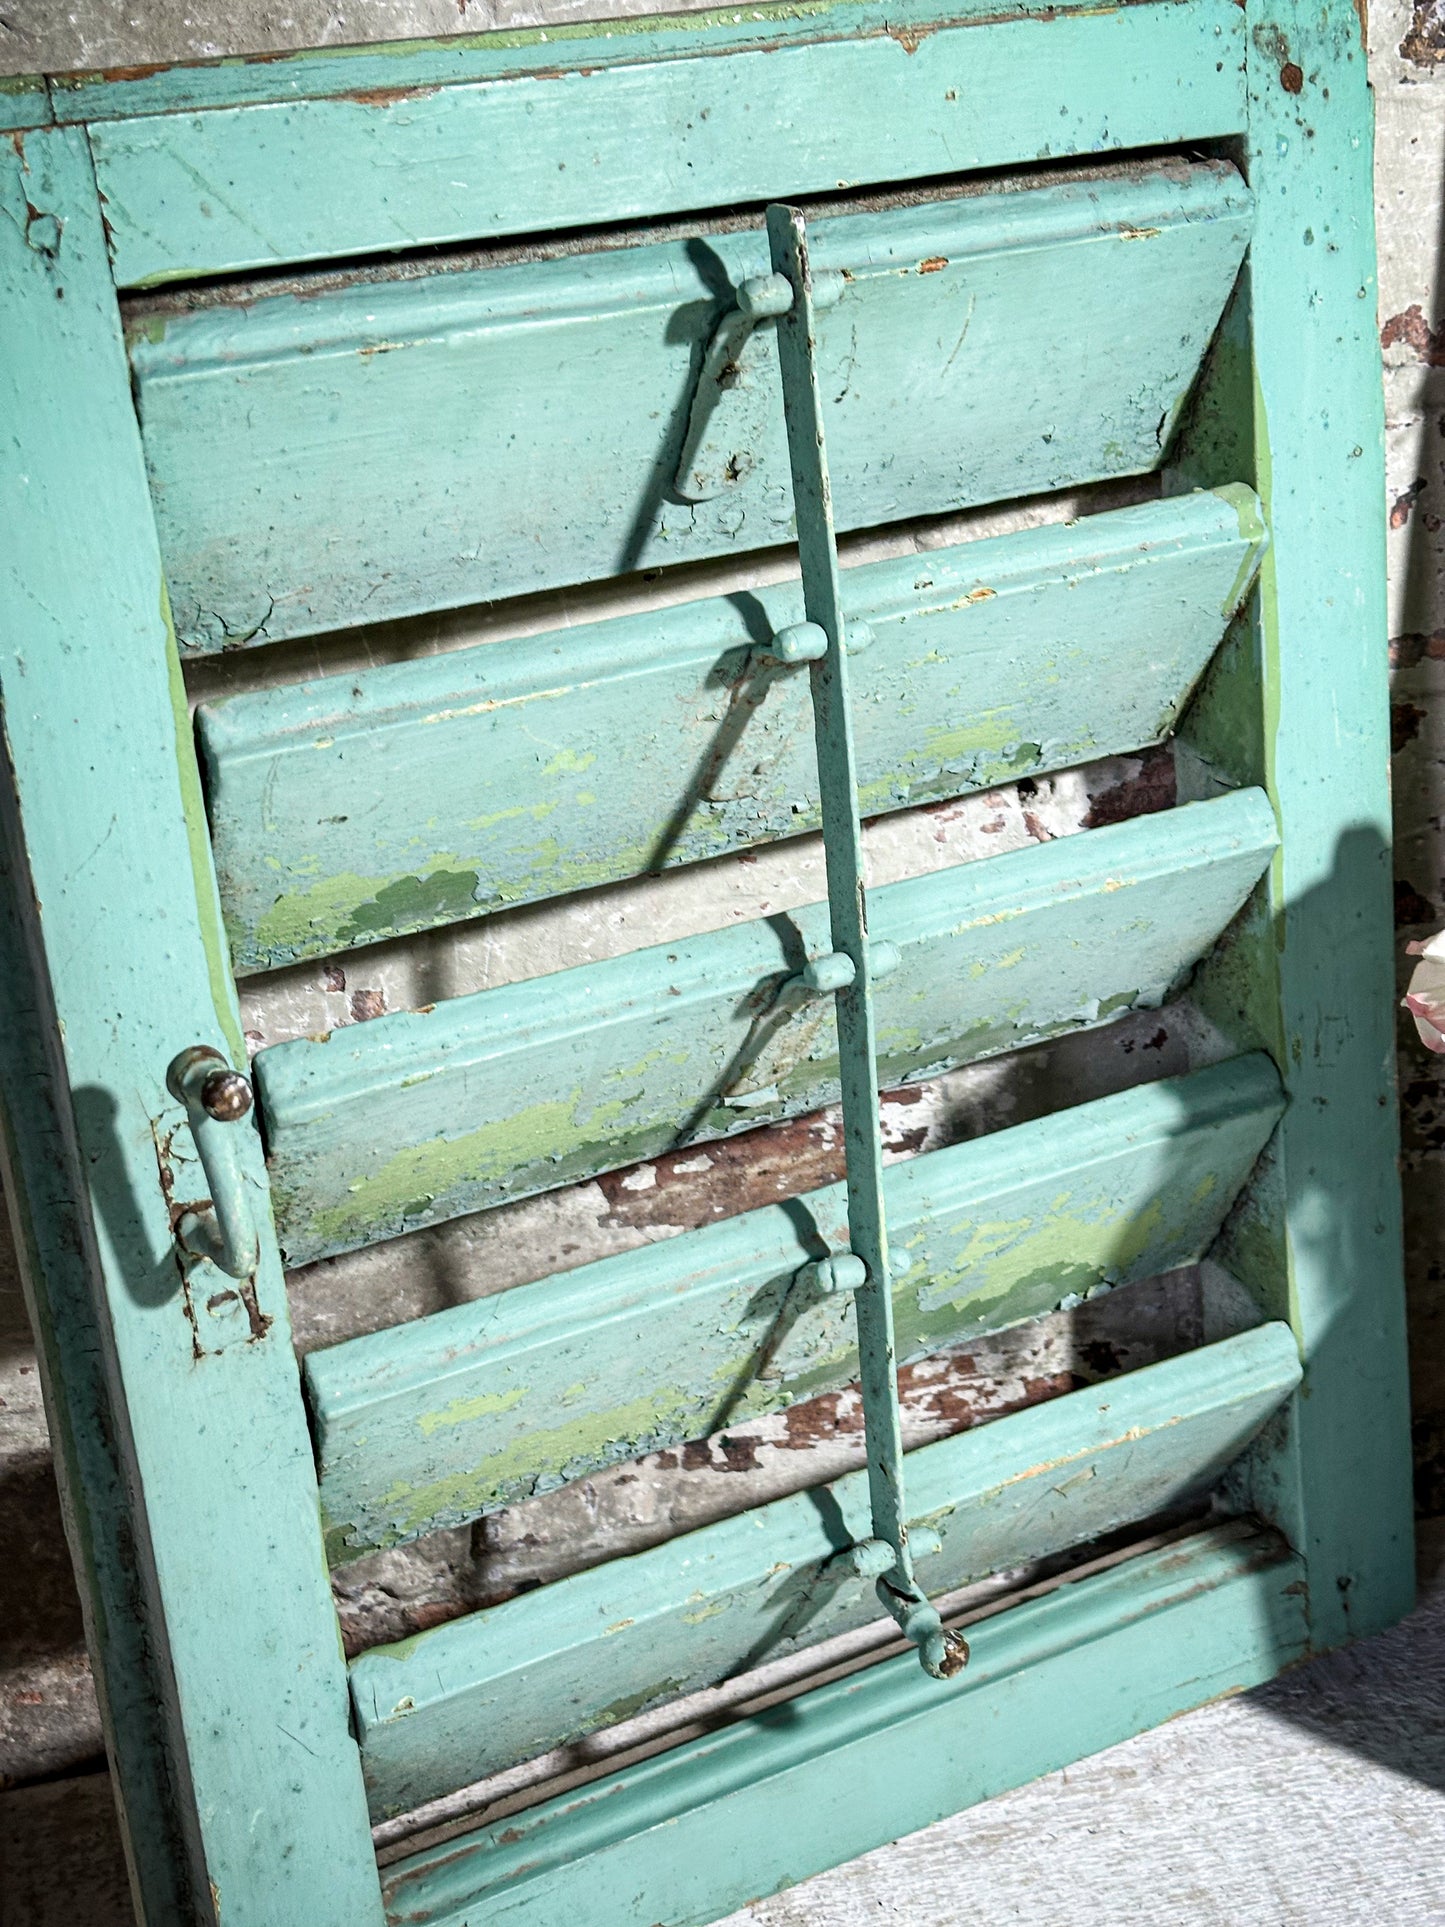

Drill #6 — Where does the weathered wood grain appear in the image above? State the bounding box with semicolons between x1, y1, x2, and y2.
92;0;1248;288
307;1055;1284;1560
255;789;1278;1266
130;162;1253;649
200;487;1266;973
351;1325;1302;1817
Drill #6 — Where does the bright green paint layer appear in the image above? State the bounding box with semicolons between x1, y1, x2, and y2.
350;1326;1302;1816
250;860;487;965
284;1095;632;1259
307;1055;1284;1559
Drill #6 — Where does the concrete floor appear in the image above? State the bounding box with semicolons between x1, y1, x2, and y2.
5;1527;1443;1926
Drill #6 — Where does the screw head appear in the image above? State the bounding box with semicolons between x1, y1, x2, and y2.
199;1068;253;1123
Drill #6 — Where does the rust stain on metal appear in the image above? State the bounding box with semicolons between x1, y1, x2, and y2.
917;256;949;274
146;1116;271;1352
1251;20;1313;89
199;1067;253;1122
149;1120;184;1234
933;1629;969;1676
349;987;387;1023
240;1285;273;1345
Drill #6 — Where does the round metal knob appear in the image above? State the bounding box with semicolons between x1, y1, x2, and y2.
199;1067;254;1123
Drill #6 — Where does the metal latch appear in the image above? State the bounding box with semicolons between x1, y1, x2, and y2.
166;1045;260;1279
763;203;967;1682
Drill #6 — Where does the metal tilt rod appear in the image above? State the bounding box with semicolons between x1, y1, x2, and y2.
765;202;968;1681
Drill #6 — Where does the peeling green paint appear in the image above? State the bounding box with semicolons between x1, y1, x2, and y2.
250;860;484;962
201;489;1265;971
347;1326;1303;1818
416;1384;527;1438
290;1094;632;1256
326;1384;703;1556
265;791;1276;1267
1212;479;1271;618
310;1055;1286;1559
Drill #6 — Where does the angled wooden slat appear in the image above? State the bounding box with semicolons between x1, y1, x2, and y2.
255;790;1278;1266
350;1323;1302;1818
308;1054;1284;1560
129;161;1252;650
201;486;1267;974
93;0;1248;288
379;1519;1306;1924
